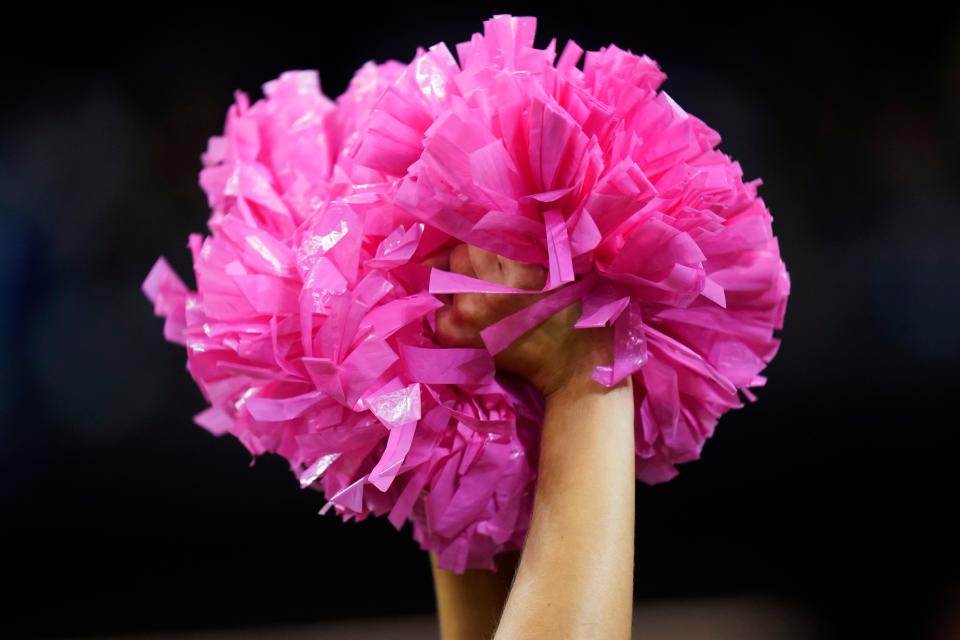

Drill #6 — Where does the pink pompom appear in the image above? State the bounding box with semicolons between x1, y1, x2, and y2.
144;14;789;572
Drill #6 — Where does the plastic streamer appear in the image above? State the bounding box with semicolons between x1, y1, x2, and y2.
143;14;790;572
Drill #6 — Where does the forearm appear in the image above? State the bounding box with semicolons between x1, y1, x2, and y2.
432;551;518;640
494;352;636;638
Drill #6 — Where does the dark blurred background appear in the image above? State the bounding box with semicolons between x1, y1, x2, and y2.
2;2;958;638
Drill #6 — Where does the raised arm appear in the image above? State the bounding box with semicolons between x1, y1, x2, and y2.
493;331;635;639
432;244;636;640
430;551;518;640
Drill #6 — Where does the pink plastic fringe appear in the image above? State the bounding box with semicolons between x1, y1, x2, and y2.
143;14;790;573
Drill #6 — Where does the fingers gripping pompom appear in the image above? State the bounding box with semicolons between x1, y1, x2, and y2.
144;14;789;573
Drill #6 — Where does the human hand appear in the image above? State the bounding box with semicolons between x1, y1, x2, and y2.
434;244;612;397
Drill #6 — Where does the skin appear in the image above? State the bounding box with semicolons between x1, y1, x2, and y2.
430;244;636;640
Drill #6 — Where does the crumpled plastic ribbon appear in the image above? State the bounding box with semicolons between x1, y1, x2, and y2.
143;14;790;573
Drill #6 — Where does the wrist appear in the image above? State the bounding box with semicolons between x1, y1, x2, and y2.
539;326;622;400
